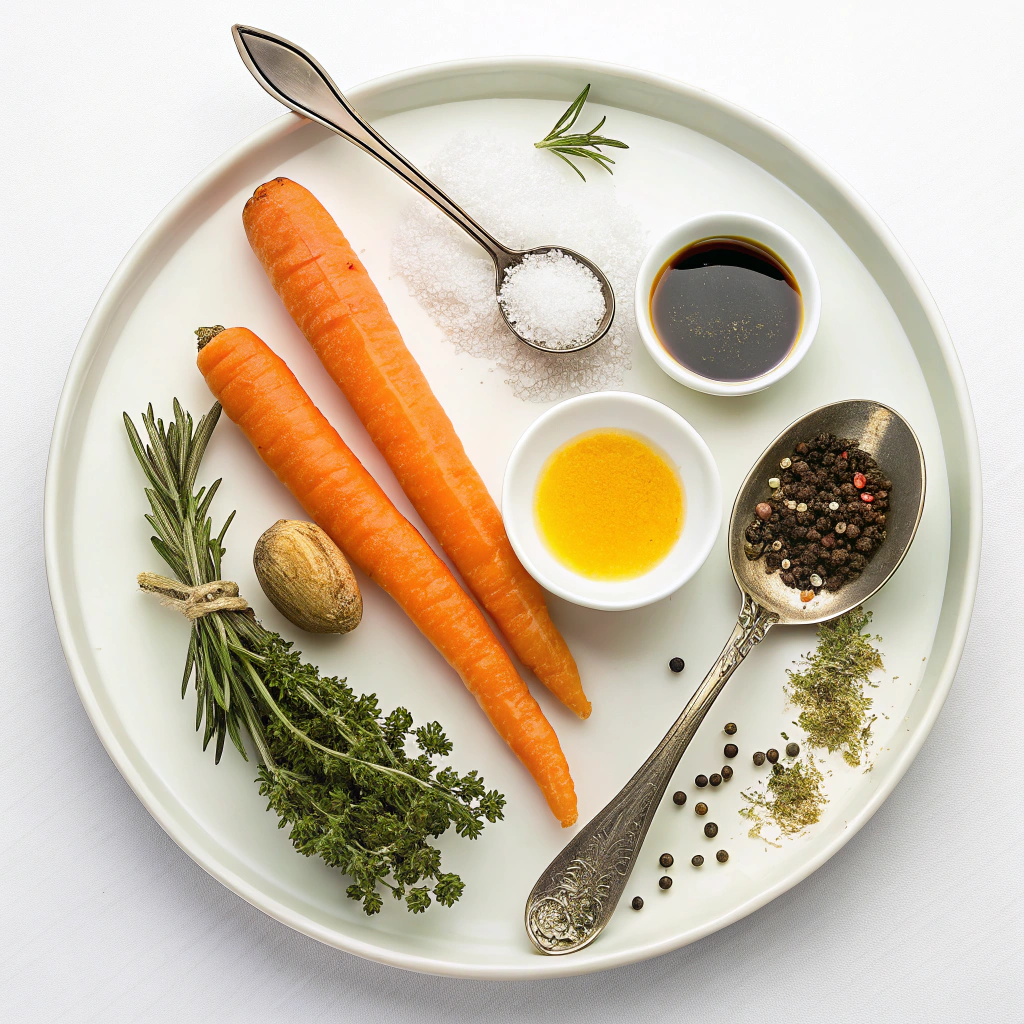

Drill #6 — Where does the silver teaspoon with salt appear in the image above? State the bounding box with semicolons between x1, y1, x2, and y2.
525;399;925;956
232;25;615;353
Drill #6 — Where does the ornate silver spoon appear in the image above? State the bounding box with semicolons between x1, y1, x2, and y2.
231;25;615;353
525;399;926;955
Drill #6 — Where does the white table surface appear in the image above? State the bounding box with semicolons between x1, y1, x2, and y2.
3;1;1021;1020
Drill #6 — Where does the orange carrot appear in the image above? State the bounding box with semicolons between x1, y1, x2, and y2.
197;326;578;827
242;178;591;719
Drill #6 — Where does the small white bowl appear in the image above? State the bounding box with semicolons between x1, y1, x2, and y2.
634;212;821;397
502;392;721;611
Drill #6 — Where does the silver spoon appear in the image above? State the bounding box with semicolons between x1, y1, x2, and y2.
231;25;615;354
525;399;926;955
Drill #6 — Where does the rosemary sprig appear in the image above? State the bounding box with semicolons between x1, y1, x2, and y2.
125;401;504;914
534;84;629;180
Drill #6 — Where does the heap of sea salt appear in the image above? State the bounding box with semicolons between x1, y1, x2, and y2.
391;132;646;402
498;251;605;350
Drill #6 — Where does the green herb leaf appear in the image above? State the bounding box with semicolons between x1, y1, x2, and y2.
534;84;629;181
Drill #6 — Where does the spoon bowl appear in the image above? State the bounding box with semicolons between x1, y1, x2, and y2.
493;245;616;354
232;25;616;353
732;399;925;624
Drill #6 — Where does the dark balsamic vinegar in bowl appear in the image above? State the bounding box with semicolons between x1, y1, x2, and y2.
650;238;802;383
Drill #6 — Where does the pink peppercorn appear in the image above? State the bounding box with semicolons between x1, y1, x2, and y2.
853;472;867;489
860;492;874;503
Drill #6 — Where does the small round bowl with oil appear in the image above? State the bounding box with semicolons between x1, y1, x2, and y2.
635;212;821;397
502;392;721;611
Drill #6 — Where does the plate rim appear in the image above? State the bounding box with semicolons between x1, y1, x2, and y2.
43;54;982;979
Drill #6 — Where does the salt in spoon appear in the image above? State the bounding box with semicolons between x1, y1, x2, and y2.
232;24;615;353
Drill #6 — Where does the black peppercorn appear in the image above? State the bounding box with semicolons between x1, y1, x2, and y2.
721;765;733;780
716;850;729;863
786;742;800;757
766;748;779;764
695;774;708;788
724;722;737;735
695;802;708;815
659;852;674;867
691;854;704;867
704;822;718;838
659;876;673;890
709;773;722;787
724;743;738;759
672;791;687;806
753;751;766;766
669;657;685;673
631;896;644;910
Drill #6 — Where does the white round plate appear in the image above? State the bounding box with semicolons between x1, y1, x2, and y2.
44;57;981;978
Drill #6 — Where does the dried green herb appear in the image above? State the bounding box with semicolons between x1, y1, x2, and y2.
740;757;826;845
126;400;504;915
785;608;883;767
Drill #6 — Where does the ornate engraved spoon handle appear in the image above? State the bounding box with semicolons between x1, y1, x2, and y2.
525;592;777;955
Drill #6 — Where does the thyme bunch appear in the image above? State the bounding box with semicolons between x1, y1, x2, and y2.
125;401;504;914
534;84;629;180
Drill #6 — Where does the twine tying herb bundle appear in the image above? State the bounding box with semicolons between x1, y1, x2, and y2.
126;400;504;915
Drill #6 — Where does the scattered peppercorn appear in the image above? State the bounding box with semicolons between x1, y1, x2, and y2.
724;722;737;735
766;748;779;764
659;876;673;890
709;773;722;787
724;743;738;758
721;765;733;780
659;852;674;867
786;742;800;757
669;657;685;673
753;750;766;766
695;802;708;815
672;790;687;806
631;896;644;910
695;774;708;788
755;502;772;521
704;822;718;838
691;854;704;867
716;849;729;863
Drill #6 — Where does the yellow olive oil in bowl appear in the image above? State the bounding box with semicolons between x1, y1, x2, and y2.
534;428;684;580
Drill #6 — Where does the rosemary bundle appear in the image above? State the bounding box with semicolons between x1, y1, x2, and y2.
125;400;504;914
535;84;629;180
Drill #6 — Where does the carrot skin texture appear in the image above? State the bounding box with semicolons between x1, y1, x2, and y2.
197;327;578;827
242;178;590;719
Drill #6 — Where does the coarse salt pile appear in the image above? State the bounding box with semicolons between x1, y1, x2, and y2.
497;250;604;350
391;132;646;402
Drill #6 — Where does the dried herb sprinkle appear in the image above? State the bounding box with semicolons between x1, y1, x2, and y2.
740;757;826;845
786;608;883;766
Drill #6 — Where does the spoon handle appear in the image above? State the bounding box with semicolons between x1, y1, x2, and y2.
525;593;778;955
232;25;512;268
